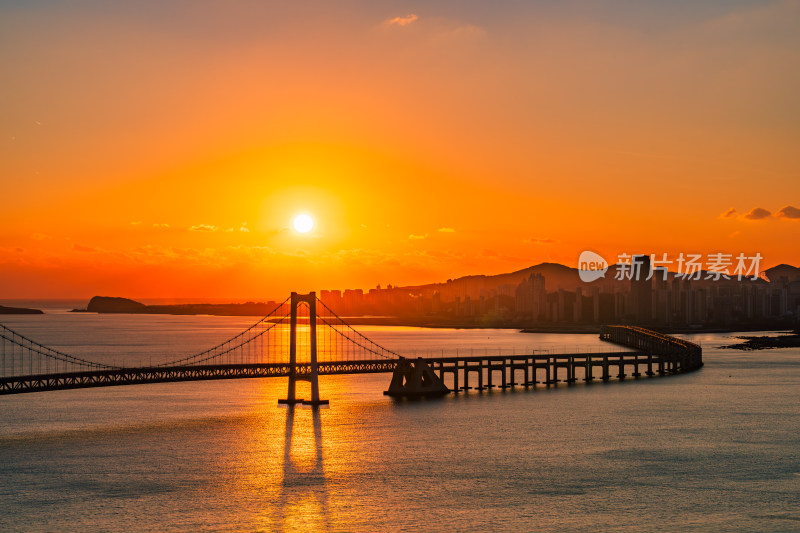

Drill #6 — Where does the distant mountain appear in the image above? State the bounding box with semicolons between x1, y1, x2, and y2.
399;262;589;300
397;259;795;300
765;264;800;282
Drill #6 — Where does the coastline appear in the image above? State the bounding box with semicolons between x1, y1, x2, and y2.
69;308;796;336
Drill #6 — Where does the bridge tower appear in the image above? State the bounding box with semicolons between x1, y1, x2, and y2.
278;292;329;406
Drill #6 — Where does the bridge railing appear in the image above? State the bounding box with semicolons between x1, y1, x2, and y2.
600;325;702;372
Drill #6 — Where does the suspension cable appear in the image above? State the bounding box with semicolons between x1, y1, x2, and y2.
315;298;404;359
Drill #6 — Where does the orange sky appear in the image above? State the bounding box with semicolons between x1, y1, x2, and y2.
1;1;799;299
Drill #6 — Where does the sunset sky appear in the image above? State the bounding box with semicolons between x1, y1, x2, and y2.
2;0;799;299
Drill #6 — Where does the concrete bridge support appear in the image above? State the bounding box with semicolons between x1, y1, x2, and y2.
384;358;449;399
279;292;329;406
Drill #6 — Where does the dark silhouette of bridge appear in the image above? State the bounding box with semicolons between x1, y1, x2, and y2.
0;292;703;402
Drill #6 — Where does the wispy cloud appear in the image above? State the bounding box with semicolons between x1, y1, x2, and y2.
30;233;52;241
437;227;455;233
719;207;739;219
388;14;418;27
479;248;523;262
72;244;96;252
153;223;169;228
408;233;428;240
524;237;558;244
743;207;771;220
189;224;218;232
775;205;800;219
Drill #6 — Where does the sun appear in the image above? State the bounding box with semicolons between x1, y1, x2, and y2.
293;213;314;233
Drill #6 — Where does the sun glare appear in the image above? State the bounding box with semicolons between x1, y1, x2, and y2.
293;214;314;233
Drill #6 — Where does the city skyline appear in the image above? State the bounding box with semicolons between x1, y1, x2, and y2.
35;258;798;333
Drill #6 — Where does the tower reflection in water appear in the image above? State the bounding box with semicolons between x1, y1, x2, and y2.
274;405;331;532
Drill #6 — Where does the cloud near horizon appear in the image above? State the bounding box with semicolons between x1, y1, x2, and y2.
776;205;800;219
524;237;558;244
388;14;418;26
743;207;772;220
437;227;455;233
189;224;218;232
721;206;800;221
408;233;428;240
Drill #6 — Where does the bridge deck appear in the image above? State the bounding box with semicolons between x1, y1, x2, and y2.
1;350;668;395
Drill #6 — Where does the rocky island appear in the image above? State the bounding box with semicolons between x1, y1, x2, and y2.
0;305;44;315
75;296;281;317
718;330;800;350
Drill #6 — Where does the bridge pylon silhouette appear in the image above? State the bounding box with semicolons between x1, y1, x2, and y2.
278;292;329;406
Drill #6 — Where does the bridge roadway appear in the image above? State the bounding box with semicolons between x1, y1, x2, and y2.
0;349;693;395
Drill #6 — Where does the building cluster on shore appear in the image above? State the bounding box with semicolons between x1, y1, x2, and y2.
320;259;800;328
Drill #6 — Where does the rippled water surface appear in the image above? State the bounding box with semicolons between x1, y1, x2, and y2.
1;312;799;531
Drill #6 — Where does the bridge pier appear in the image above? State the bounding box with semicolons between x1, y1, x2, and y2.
278;292;329;406
566;356;577;384
544;357;552;385
510;360;528;388
583;357;594;382
473;362;486;391
384;358;450;399
616;361;626;380
525;358;538;387
632;354;642;377
463;361;481;391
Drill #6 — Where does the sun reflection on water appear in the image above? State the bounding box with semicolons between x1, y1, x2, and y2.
239;405;334;532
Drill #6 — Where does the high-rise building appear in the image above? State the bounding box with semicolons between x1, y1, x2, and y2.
631;254;652;323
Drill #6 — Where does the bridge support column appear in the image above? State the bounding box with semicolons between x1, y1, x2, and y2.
584;357;594;382
632;354;642;377
566;356;576;384
384;358;450;399
278;292;329;406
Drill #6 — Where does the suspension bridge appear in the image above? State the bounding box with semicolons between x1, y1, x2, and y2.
0;292;703;403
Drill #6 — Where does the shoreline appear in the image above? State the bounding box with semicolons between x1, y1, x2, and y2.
66;309;795;336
